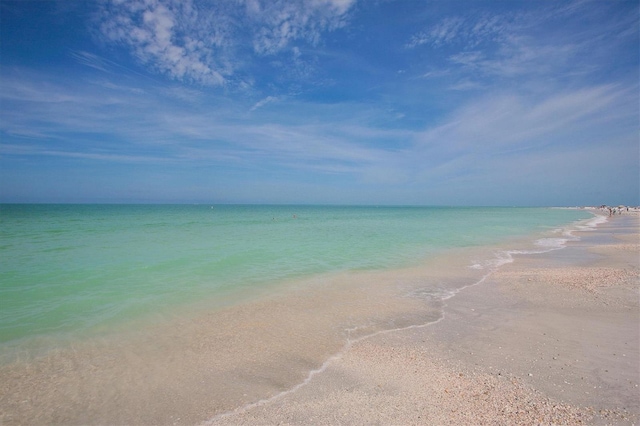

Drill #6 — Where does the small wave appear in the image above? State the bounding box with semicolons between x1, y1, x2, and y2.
201;307;445;424
535;237;572;249
469;250;522;270
405;286;458;302
577;214;608;230
473;211;608;273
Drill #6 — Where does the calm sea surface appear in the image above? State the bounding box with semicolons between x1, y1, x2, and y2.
0;205;592;348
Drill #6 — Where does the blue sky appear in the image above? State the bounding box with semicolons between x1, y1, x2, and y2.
0;0;638;205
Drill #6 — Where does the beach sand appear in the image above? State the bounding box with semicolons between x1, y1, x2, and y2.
207;213;639;426
1;212;638;425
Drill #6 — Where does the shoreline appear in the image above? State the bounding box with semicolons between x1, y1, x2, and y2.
0;205;591;353
1;211;637;424
207;213;639;425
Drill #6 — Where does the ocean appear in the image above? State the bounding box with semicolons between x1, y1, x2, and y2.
0;204;593;355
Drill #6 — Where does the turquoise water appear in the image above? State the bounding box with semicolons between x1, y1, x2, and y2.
0;205;592;346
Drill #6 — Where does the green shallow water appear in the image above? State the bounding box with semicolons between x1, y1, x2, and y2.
0;204;592;345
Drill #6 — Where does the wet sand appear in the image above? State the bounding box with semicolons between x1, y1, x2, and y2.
1;212;638;425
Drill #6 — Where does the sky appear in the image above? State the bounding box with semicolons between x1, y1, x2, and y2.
0;0;638;206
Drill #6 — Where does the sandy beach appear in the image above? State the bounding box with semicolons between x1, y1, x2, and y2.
1;211;638;425
2;0;638;423
207;212;639;425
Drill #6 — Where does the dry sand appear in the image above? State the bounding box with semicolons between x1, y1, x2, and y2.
208;213;639;425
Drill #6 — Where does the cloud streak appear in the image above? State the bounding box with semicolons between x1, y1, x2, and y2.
250;96;278;111
407;1;638;85
97;0;228;85
95;0;357;86
1;61;636;190
247;0;355;54
408;83;637;195
0;68;399;178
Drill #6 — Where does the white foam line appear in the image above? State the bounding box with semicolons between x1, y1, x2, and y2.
203;213;607;424
203;317;449;424
203;343;347;424
202;270;497;425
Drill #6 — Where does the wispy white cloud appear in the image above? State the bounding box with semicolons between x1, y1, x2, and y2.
446;35;588;79
406;13;509;50
6;63;634;191
392;81;638;205
407;82;637;197
0;143;170;164
406;17;465;48
407;1;638;84
248;0;355;54
416;84;634;153
250;95;278;111
448;79;483;91
97;0;228;86
70;51;112;73
0;68;400;178
95;0;357;86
